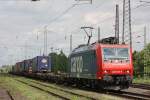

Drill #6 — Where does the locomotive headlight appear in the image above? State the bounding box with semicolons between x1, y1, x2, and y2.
104;70;108;73
126;70;130;73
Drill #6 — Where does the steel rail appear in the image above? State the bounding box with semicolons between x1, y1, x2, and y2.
29;80;96;100
15;79;70;100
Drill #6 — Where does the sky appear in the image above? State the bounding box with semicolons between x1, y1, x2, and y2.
0;0;150;66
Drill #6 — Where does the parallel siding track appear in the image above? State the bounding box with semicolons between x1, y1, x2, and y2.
131;83;150;90
29;80;96;100
7;91;14;100
15;79;70;100
107;90;150;100
29;79;150;100
12;74;150;100
15;79;96;100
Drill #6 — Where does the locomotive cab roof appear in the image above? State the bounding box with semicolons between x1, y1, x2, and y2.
70;37;130;55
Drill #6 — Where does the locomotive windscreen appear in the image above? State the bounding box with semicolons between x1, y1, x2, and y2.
103;48;129;60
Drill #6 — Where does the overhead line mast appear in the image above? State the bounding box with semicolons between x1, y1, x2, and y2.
115;4;120;44
43;26;48;56
70;35;72;53
122;0;132;48
98;27;100;42
144;26;147;77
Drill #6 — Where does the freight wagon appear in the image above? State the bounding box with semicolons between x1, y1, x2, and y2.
20;61;25;72
15;62;21;73
12;56;51;73
24;60;30;72
32;56;51;72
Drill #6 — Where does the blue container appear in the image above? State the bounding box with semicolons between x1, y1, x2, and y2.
32;56;51;72
24;60;30;72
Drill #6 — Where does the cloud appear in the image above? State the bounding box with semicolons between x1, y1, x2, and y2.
84;11;113;25
0;0;150;66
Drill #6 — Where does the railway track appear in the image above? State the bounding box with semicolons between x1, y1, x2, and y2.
27;79;150;100
13;75;150;100
78;87;150;100
15;79;96;100
106;90;150;100
131;83;150;90
0;88;14;100
28;80;96;100
69;83;150;100
7;90;14;100
15;79;70;100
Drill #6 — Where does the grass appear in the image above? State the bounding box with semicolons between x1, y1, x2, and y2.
16;78;81;100
133;77;150;84
0;74;59;100
16;76;123;100
0;73;124;100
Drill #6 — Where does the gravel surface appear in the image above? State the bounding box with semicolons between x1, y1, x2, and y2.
0;88;12;100
124;87;150;96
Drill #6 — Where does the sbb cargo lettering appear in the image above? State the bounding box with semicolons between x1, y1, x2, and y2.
71;56;83;73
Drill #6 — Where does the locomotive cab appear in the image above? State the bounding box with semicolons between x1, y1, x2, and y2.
96;44;133;89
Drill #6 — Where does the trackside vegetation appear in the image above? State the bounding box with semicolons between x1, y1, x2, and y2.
0;65;12;73
0;74;59;100
48;50;68;73
133;77;150;84
133;43;150;78
0;74;123;100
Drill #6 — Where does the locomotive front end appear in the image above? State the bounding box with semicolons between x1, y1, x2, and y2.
98;44;133;89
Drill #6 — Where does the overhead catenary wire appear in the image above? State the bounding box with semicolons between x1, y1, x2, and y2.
12;0;150;60
47;4;77;24
90;3;148;27
12;2;150;47
38;0;94;53
26;0;111;49
140;0;150;3
45;0;94;27
31;1;82;55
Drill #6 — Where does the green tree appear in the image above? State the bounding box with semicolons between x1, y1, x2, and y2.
49;52;59;73
49;51;68;73
0;65;12;73
142;44;150;74
57;50;68;72
133;43;150;77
